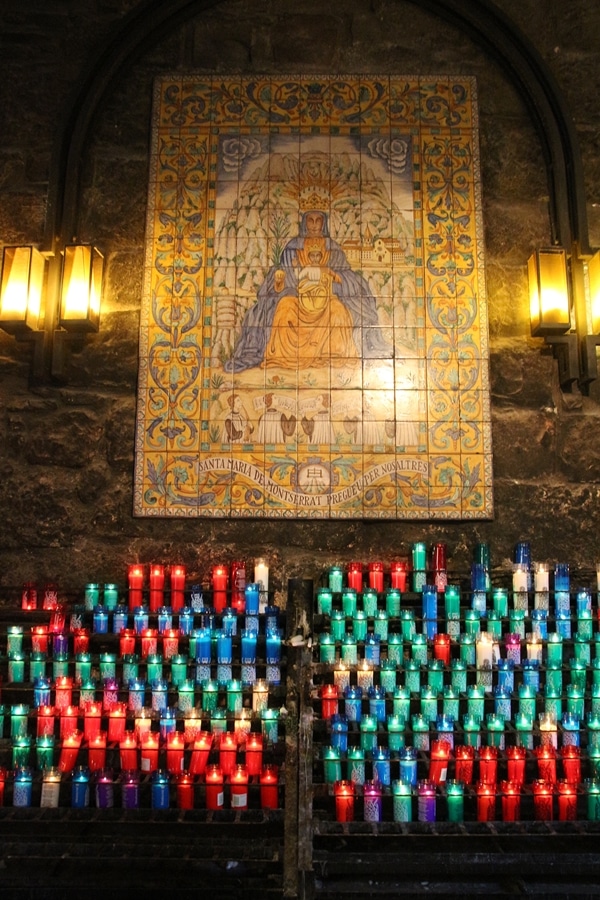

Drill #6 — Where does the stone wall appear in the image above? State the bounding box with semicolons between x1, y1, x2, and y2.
1;0;600;597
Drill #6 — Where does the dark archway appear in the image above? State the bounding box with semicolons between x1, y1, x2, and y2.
43;0;590;256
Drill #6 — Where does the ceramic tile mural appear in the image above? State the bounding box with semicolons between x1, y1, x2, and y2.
134;75;493;519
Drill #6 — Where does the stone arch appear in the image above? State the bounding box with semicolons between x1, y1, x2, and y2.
44;0;589;255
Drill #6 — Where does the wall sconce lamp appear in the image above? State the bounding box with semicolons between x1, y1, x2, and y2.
0;243;103;381
528;245;600;393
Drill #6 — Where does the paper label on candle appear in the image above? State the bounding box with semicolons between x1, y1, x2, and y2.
231;792;248;807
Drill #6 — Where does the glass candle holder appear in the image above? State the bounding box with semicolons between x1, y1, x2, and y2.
445;780;464;822
399;747;418;787
478;745;498;785
417;779;436;822
363;779;382;822
333;779;354;822
347;746;366;786
476;781;496;821
343;686;363;723
392;779;413;822
586;778;600;821
533;779;554;821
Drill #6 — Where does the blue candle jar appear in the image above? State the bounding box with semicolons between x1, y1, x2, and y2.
493;686;512;722
33;676;51;708
159;707;177;741
364;634;381;666
13;768;33;807
561;712;581;747
133;606;149;634
71;766;90;808
422;584;438;639
151;770;170;809
216;630;233;665
330;714;349;753
531;609;548;640
556;611;572;639
192;627;212;664
435;713;455;749
93;607;109;635
496;658;515;693
266;629;282;664
372;746;391;786
523;658;540;692
128;678;147;712
368;686;386;723
158;606;173;634
112;605;128;634
399;746;417;786
343;685;363;723
244;583;260;615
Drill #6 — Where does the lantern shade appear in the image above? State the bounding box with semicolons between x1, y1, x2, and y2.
528;248;571;336
588;250;600;336
0;246;45;333
60;244;103;332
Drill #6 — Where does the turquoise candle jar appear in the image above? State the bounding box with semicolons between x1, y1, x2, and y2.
411;634;428;666
592;682;600;717
392;779;413;822
392;687;410;722
577;613;593;641
341;634;358;665
29;652;47;682
322;745;342;784
352;610;367;642
462;713;481;748
146;654;164;685
518;684;537;719
261;707;280;744
446;780;464;822
36;734;55;769
593;659;600;690
442;686;460;722
84;583;100;611
427;659;445;694
387;633;403;665
509;609;526;639
342;588;358;618
330;611;346;642
12;736;32;769
201;679;219;712
486;611;502;639
543;685;562;720
379;659;397;694
459;633;475;665
52;654;69;680
401;610;416;641
177;679;195;712
170;654;188;687
450;659;467;693
319;633;337;664
485;713;505;749
467;685;485;723
226;678;243;714
420;686;438;723
403;660;421;694
347;746;365;785
585;778;600;821
8;654;25;684
570;659;588;692
316;588;333;616
493;687;512;722
546;631;563;665
328;565;343;593
586;712;600;751
10;705;29;740
574;633;591;665
444;585;460;619
385;589;401;618
75;653;92;684
99;652;117;682
492;587;508;618
362;588;378;617
566;685;585;720
464;609;481;636
515;711;534;749
7;626;24;655
546;661;563;694
373;610;389;641
386;714;406;752
411;713;430;750
359;713;379;755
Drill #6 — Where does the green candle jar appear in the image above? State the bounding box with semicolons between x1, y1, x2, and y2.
544;685;562;721
392;686;410;722
322;745;342;784
29;652;47;682
177;679;195;713
518;684;537;720
586;778;600;821
201;679;220;712
577;613;593;641
450;659;467;693
514;711;534;749
319;633;337;664
99;653;117;682
387;633;403;665
401;610;416;641
492;587;508;618
316;587;333;616
359;713;378;755
373;610;389;641
347;746;365;785
459;634;475;666
461;713;481;748
362;588;378;617
403;660;421;694
446;780;464;822
467;685;485;723
392;779;413;822
574;633;591;665
411;713;430;751
464;610;481;637
570;659;588;692
379;659;397;694
546;662;563;694
411;634;428;666
386;714;406;753
546;632;563;665
443;686;460;722
427;659;444;695
352;611;367;643
342;588;358;618
146;654;164;685
330;611;346;642
341;634;358;665
385;589;401;618
420;686;438;723
486;611;502;640
485;713;505;749
566;684;585;720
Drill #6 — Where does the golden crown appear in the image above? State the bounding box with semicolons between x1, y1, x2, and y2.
298;185;330;211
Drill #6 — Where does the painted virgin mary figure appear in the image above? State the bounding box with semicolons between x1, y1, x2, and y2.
224;209;391;373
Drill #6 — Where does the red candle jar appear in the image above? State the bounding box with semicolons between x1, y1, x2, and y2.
162;629;179;661
140;628;158;658
149;564;165;612
189;732;213;776
347;561;363;592
166;731;186;774
506;745;527;786
211;565;228;613
73;628;90;655
54;676;73;711
390;561;408;592
21;582;38;610
260;765;279;809
533;779;554;820
476;781;496;821
428;739;451;785
140;732;160;774
31;624;49;654
478;746;498;785
176;772;195;809
245;733;264;778
88;732;107;771
128;564;145;609
334;779;355;822
49;605;66;634
205;765;224;810
368;561;384;592
170;565;186;611
120;629;136;656
58;730;82;772
37;705;56;738
535;745;557;784
454;744;475;784
108;704;127;743
230;560;246;613
60;706;79;740
83;703;103;741
561;745;581;784
433;633;451;666
500;780;521;821
219;731;238;778
230;764;249;810
119;732;139;770
0;770;5;807
557;779;578;820
43;583;59;610
319;684;339;720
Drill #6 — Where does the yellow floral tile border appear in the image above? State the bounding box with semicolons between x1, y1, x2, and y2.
134;75;493;519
